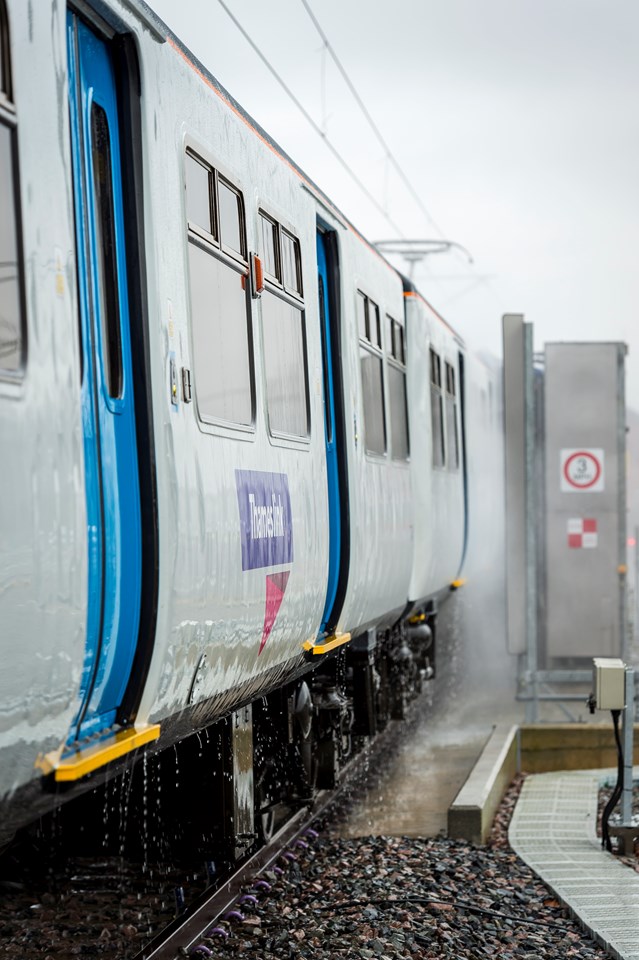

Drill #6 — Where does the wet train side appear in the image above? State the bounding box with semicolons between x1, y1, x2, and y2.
0;0;501;846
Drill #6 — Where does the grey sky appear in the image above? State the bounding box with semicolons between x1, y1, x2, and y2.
151;0;639;405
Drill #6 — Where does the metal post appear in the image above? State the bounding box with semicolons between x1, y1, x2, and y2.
617;345;627;662
621;666;634;826
524;323;538;722
635;526;639;658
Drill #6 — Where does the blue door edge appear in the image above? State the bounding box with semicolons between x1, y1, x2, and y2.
316;224;350;634
107;32;160;729
455;350;469;579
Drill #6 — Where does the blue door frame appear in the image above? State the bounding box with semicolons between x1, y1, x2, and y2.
67;14;142;741
317;231;341;633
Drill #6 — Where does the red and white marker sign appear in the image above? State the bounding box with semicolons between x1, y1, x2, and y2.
567;517;598;549
560;448;604;492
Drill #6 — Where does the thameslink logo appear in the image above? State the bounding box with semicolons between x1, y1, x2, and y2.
248;492;285;541
236;470;293;571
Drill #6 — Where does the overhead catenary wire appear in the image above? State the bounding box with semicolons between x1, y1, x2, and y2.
216;0;405;238
299;0;446;240
298;0;514;314
217;0;505;316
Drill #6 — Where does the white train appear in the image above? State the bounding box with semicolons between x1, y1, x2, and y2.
0;0;502;849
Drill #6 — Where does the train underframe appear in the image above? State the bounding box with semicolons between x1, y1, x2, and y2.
21;610;436;872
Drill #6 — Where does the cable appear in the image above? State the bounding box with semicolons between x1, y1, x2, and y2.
216;0;405;238
299;0;446;240
601;709;624;851
319;895;568;931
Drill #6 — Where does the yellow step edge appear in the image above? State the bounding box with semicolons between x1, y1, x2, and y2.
450;578;467;590
303;632;351;655
47;725;161;783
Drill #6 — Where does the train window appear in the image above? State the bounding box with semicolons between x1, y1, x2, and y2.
188;242;253;424
262;295;309;437
218;178;243;257
389;316;405;364
369;300;381;349
91;103;123;399
360;348;386;455
0;0;8;103
445;361;459;470
357;291;367;340
258;214;308;438
358;291;386;456
388;365;409;461
429;347;445;468
281;230;301;295
387;315;409;461
185;153;212;235
0;4;23;376
185;149;254;426
359;292;381;349
259;212;278;279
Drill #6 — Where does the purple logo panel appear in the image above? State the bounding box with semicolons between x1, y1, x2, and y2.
235;469;294;571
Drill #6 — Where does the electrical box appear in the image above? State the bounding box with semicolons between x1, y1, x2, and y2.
592;658;626;710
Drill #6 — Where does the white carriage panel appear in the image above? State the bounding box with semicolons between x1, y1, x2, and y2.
131;30;329;722
463;353;505;580
406;295;434;601
333;232;413;634
407;296;465;601
0;3;87;796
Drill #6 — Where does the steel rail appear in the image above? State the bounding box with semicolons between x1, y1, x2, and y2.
133;718;405;960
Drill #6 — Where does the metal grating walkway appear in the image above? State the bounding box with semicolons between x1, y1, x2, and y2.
509;770;639;960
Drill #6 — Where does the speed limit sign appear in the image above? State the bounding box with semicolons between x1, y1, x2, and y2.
560;448;604;492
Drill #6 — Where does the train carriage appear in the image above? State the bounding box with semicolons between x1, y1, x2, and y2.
0;0;500;850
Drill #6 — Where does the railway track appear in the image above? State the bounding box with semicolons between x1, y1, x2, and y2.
134;714;409;960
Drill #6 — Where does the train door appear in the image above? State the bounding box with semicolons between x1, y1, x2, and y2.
67;13;142;742
316;228;348;633
457;350;469;573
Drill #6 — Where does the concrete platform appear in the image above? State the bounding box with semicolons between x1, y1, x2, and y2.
447;723;518;843
509;769;639;960
448;722;639;844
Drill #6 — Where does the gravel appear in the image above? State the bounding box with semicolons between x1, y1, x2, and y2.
0;774;627;958
0;853;209;957
199;829;611;960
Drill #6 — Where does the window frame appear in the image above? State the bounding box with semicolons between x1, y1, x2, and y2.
444;359;460;472
258;210;280;284
386;313;409;462
0;2;26;383
184;147;256;434
358;289;387;458
429;346;446;469
217;174;246;262
257;209;310;444
257;210;304;303
0;0;10;106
